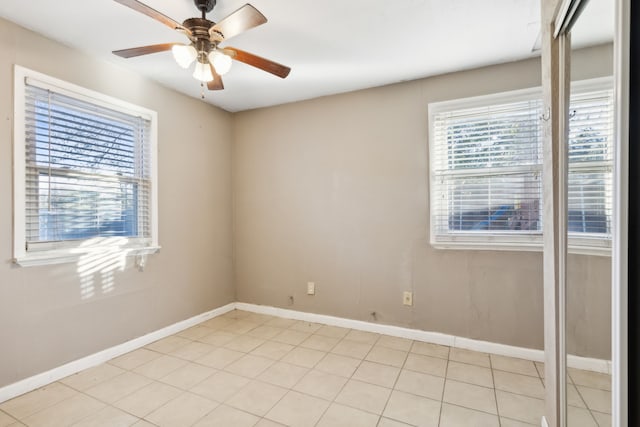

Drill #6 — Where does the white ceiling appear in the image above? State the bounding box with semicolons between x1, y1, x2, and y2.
0;0;613;112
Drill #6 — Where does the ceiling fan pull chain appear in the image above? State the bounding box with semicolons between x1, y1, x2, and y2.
201;81;205;99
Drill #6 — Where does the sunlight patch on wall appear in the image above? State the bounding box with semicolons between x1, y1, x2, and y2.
74;237;128;300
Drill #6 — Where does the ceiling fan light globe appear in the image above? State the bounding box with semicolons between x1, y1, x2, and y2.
193;61;214;82
209;50;233;75
172;44;197;68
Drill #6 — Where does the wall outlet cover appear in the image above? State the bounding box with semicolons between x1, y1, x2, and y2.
307;282;315;295
403;291;413;306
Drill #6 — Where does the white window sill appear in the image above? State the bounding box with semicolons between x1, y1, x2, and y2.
431;236;611;257
13;246;161;267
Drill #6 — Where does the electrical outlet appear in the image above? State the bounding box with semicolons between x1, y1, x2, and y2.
403;291;413;306
307;282;315;295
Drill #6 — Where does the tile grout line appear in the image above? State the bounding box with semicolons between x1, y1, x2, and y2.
224;316;305;425
572;381;608;425
174;314;269;425
0;409;19;426
314;326;401;426
289;322;348;427
256;319;345;427
376;337;411;427
239;320;337;425
89;359;177;424
587;408;602;427
339;330;379;416
489;355;502;426
436;349;451;427
9;382;105;425
207;313;282;425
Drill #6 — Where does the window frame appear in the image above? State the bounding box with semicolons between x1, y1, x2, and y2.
13;65;160;266
428;77;613;256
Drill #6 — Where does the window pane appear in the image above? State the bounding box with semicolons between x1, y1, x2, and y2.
568;171;611;235
567;88;613;237
569;90;614;163
437;172;541;233
33;102;137;175
31;173;138;241
445;106;541;170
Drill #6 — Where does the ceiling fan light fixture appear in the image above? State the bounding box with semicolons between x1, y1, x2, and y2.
172;44;197;68
208;50;233;75
193;60;214;82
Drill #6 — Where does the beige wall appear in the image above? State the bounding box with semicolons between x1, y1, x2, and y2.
233;44;613;359
0;18;234;388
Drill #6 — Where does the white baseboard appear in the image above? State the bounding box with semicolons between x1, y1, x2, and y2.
235;302;612;374
0;300;611;404
234;303;456;346
567;354;612;375
0;302;235;404
453;336;544;363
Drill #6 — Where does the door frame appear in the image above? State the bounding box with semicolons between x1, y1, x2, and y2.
612;0;629;424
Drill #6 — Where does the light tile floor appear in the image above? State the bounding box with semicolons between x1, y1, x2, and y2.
0;310;612;426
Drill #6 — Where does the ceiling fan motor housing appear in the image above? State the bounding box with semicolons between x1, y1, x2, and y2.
182;17;216;55
194;0;216;13
183;17;214;36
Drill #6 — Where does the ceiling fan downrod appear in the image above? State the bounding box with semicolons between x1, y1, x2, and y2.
194;0;216;18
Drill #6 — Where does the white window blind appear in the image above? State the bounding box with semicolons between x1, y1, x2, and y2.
431;97;543;240
568;88;613;239
429;79;613;253
23;81;152;250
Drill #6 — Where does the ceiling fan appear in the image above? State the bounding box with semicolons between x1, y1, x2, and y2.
112;0;291;90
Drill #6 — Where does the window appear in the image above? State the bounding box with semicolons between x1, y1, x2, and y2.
429;78;613;255
567;87;613;249
13;66;158;266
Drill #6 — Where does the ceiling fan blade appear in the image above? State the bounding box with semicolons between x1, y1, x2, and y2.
113;43;177;58
209;4;267;41
207;65;224;90
114;0;190;35
225;47;291;79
